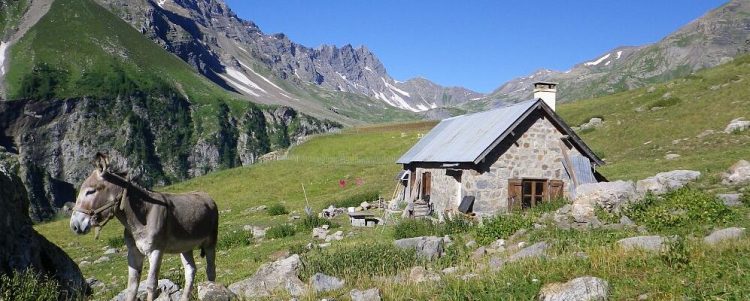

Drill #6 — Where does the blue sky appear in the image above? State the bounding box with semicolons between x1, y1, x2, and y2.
226;0;727;93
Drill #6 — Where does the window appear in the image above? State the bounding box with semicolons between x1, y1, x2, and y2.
508;179;564;211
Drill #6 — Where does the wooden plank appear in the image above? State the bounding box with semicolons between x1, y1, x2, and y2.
559;140;579;188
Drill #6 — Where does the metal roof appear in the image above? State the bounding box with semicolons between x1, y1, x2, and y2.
397;99;538;164
397;98;605;166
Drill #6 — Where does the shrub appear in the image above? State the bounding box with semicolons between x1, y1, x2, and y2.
741;191;750;206
267;203;289;216
218;230;253;249
296;215;339;232
0;269;60;301
475;214;533;245
106;236;125;248
442;215;475;235
594;206;620;224
332;191;379;208
300;242;417;279
288;243;311;255
624;187;736;232
266;224;296;239
661;236;690;269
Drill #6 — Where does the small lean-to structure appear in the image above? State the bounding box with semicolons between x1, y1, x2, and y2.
396;82;605;218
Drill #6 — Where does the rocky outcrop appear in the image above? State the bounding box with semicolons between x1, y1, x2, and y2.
704;227;746;245
722;160;750;185
538;276;609;301
393;236;446;260
0;97;339;221
0;157;87;297
228;254;306;298
636;170;701;195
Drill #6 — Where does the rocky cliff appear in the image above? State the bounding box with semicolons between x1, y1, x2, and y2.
92;0;483;113
0;96;339;221
0;155;88;297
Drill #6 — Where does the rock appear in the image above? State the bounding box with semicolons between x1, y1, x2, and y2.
79;260;91;267
252;227;267;239
507;241;548;263
704;227;746;245
696;129;715;138
408;266;440;283
360;201;371;209
571;202;597;224
665;154;680;160
617;236;665;252
619;215;636;227
228;254;307;298
579;118;603;131
112;279;181;301
393;236;445;260
724;118;750;133
0;160;88;297
461;273;478;280
636;170;701;195
86;277;105;290
575;180;638;213
538;276;609;301
318;243;331;248
196;281;236;301
441;267;459;275
93;256;110;264
324;231;344;242
490;239;506;251
311;273;345;292
465;240;477;248
722;160;750;185
104;248;118;255
573;252;589;259
471;247;487;259
312;227;328;240
489;256;505;271
717;194;743;207
350;288;381;301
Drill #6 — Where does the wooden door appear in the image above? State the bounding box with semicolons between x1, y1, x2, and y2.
421;172;432;200
507;179;523;212
549;180;564;200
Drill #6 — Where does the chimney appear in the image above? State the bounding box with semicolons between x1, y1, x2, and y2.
533;82;557;111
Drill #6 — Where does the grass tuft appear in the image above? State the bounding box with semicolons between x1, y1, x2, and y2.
267;203;289;216
266;224;296;239
0;269;60;301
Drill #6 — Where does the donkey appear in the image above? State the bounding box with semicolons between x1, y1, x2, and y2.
69;153;219;301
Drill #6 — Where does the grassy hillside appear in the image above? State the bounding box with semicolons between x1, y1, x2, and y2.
32;55;750;300
558;54;750;183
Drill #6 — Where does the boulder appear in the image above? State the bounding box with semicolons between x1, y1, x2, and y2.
616;236;665;252
393;236;445;260
717;194;743;207
538;276;609;301
311;273;345;292
0;160;88;297
196;282;236;301
112;279;181;301
441;267;459;275
350;288;381;301
704;227;746;246
722;160;750;185
507;241;548;263
252;227;267;239
579;118;604;131
228;254;307;298
471;246;487;259
312;227;328;240
636;170;701;195
724;118;750;133
575;181;637;213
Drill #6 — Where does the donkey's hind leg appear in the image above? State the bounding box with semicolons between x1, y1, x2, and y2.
179;250;196;301
203;246;217;281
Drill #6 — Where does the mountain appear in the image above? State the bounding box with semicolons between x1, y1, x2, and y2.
475;0;750;109
92;0;483;116
0;0;340;220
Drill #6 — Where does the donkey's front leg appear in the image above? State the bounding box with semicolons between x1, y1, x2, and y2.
126;247;144;301
145;249;164;301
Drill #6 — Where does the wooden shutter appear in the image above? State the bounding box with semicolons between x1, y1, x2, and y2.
549;180;564;200
507;179;523;212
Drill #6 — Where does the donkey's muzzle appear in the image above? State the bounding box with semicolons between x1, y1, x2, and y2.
70;212;91;235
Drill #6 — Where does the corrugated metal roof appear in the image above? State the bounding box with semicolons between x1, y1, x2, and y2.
571;155;597;185
397;99;538;164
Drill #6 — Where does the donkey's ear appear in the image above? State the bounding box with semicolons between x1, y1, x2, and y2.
94;152;109;174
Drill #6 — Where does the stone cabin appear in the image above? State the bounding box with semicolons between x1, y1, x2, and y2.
396;82;605;217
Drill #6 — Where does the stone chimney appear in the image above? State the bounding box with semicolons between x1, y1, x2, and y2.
533;82;557;111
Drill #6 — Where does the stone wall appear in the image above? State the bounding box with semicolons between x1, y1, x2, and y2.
411;111;583;217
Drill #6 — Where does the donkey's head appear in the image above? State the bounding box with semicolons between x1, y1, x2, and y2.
70;152;125;235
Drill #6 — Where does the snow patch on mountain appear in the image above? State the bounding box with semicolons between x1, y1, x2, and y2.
616;50;623;59
238;61;290;96
382;78;411;97
584;53;611;66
